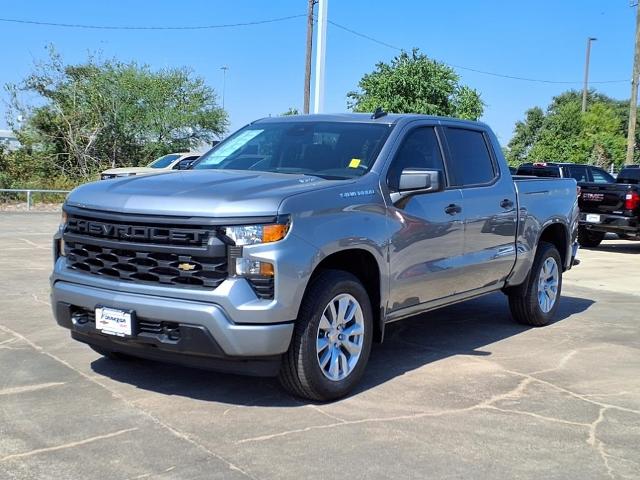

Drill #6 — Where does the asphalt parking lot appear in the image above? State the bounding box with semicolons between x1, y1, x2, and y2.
1;212;639;480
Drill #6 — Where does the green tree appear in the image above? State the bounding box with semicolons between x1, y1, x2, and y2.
507;90;632;169
281;107;299;116
347;48;484;120
505;107;544;166
5;47;227;184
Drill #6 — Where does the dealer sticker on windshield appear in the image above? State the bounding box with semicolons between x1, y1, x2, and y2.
95;306;134;337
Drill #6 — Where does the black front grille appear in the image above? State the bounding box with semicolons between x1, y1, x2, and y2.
65;241;227;289
63;213;229;290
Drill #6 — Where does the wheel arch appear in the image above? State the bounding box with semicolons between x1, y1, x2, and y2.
537;220;570;270
302;248;385;343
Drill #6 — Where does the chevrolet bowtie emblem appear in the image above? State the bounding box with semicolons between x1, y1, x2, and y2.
177;262;196;271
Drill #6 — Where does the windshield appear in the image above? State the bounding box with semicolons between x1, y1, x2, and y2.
192;121;392;179
148;154;182;169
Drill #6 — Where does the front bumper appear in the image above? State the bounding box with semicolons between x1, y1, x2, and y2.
51;281;294;376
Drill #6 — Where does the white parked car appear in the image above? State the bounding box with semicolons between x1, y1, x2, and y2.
100;153;200;180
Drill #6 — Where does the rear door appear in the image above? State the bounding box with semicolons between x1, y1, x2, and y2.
442;127;517;293
386;125;465;311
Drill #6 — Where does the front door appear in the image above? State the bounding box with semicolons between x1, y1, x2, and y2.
386;126;465;313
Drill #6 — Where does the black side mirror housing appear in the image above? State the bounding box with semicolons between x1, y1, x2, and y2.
176;160;193;170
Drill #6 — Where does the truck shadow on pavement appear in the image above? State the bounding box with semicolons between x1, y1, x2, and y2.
90;292;593;406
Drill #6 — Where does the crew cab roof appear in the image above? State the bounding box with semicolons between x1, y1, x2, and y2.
252;113;492;130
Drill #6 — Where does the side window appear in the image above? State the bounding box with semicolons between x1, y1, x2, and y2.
445;128;496;186
387;127;445;191
591;168;614;183
568;165;589;182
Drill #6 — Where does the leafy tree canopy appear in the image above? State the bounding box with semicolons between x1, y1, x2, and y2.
347;48;484;120
5;46;227;184
505;90;633;169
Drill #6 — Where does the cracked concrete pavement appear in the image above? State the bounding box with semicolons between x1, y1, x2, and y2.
0;212;639;479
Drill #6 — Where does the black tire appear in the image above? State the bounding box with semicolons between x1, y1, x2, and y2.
278;270;373;402
578;227;605;248
89;344;135;361
507;242;562;327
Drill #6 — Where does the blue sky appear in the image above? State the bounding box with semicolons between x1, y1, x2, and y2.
0;0;635;145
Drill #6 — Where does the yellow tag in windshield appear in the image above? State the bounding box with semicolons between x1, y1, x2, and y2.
348;158;361;168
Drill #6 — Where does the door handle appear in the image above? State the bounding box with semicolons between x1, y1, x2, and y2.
445;203;462;215
500;198;514;209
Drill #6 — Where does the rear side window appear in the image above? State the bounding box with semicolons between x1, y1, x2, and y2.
591;168;614;183
617;168;640;184
387;127;445;190
445;128;496;186
567;165;589;182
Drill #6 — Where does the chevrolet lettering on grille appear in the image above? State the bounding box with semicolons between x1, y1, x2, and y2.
67;218;208;245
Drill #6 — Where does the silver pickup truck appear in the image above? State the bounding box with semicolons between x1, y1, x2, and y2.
51;113;579;401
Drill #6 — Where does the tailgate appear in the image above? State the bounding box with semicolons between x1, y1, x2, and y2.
579;183;628;213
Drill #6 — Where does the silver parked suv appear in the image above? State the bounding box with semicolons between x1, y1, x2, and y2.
51;113;579;401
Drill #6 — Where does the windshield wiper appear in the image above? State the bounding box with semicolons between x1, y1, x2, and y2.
302;173;348;180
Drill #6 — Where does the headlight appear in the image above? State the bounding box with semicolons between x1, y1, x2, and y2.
59;210;68;256
60;210;68;228
224;223;289;246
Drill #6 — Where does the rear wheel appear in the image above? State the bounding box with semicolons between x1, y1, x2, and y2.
279;270;373;401
507;242;562;327
578;227;605;248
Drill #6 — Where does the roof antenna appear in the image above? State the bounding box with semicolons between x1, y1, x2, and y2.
371;107;387;120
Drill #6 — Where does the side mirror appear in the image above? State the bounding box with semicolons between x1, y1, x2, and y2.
175;160;193;170
399;168;443;192
391;168;444;204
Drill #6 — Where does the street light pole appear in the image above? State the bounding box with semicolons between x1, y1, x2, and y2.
313;0;328;114
582;37;597;113
303;0;316;114
221;65;229;110
626;3;640;165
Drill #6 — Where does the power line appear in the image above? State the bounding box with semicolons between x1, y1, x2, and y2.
0;14;306;30
328;19;629;85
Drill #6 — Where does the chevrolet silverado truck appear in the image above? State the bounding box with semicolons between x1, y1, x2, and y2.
51;114;579;401
578;166;640;246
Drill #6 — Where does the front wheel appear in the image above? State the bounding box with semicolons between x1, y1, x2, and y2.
578;227;605;248
507;242;562;327
279;270;373;401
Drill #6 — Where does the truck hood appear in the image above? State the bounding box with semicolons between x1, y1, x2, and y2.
66;169;349;217
102;167;158;175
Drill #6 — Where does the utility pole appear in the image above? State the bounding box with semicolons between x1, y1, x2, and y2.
581;37;597;113
221;66;229;110
313;0;328;114
303;0;316;114
626;3;640;165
